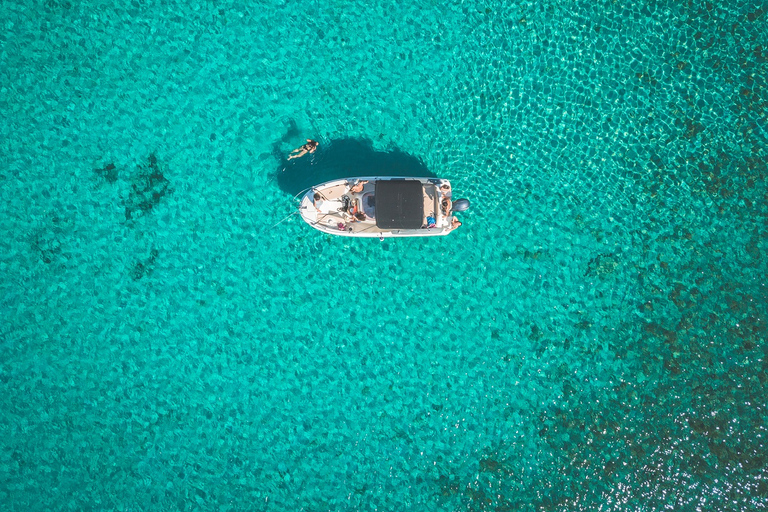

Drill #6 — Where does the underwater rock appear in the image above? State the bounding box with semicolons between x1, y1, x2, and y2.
668;283;692;309
479;458;501;473
643;322;678;345
131;249;159;280
636;71;658;86
94;163;118;183
683;118;705;139
437;474;460;497
584;253;619;277
30;230;61;264
125;153;171;221
746;8;765;22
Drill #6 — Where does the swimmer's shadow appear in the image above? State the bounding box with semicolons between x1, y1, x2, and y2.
274;138;435;196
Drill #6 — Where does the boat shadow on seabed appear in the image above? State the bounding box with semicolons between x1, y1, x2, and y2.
273;135;436;197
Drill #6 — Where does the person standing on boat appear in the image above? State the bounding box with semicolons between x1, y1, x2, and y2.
288;139;318;160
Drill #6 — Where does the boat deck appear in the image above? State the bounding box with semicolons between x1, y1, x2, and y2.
300;178;455;238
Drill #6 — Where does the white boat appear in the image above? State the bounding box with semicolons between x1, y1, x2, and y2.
299;177;469;238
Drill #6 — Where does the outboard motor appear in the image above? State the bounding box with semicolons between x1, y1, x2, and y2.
452;198;471;212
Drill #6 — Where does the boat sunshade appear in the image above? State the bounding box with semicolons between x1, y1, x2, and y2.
375;180;424;229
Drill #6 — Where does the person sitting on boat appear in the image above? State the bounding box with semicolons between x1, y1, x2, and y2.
345;196;365;216
342;199;366;223
341;208;365;224
348;179;368;193
450;216;462;230
441;197;452;216
312;192;325;211
288;139;318;160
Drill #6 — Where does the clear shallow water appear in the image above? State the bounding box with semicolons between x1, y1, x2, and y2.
1;0;766;510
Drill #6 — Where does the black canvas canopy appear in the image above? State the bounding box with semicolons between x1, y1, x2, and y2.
375;180;424;229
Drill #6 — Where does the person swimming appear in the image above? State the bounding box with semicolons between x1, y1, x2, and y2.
288;139;318;160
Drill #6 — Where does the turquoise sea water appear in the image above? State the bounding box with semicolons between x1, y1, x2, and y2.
2;0;767;510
